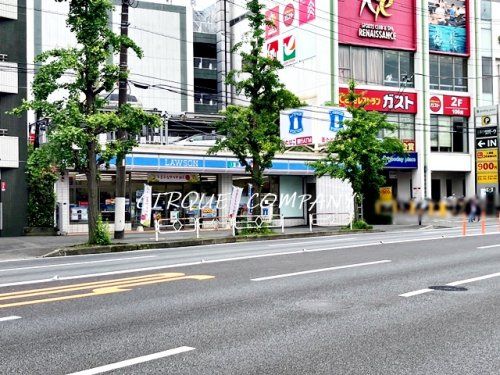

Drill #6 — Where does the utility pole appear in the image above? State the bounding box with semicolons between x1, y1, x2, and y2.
114;0;130;239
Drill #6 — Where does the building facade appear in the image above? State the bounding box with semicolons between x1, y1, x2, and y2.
225;0;500;202
0;0;28;236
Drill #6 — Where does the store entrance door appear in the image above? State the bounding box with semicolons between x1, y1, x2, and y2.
431;179;441;202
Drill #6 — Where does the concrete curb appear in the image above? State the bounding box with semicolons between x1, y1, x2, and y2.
43;229;380;257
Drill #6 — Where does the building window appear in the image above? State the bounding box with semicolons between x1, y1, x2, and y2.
430;55;468;91
381;114;415;145
339;45;414;87
481;0;492;20
430;116;468;153
482;56;493;94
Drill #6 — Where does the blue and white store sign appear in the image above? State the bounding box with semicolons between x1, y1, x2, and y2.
384;153;418;169
110;154;316;175
280;106;351;147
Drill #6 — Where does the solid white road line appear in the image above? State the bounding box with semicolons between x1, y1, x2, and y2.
66;346;195;375
0;255;157;273
251;260;392;281
0;315;21;322
400;271;500;297
477;244;500;249
399;289;434;298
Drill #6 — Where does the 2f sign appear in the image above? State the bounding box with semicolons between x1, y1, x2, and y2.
451;97;462;107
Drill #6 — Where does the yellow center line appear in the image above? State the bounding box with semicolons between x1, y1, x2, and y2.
0;273;215;309
0;273;185;300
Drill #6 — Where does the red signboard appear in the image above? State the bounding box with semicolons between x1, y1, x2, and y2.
266;40;279;59
339;87;418;114
265;6;280;39
1;181;6;192
429;94;470;117
338;0;416;51
298;0;315;25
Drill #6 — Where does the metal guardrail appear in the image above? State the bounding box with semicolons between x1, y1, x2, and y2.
309;212;353;231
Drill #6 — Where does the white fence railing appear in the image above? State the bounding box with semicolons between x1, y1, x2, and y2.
153;214;285;241
309;212;354;232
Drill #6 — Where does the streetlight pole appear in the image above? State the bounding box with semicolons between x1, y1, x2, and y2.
114;0;130;239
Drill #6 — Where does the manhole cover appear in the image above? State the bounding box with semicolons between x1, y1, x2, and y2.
429;285;468;292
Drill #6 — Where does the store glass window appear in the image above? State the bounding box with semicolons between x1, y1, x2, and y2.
232;176;280;216
430;54;468;91
382;114;416;144
430;115;468;153
339;45;414;87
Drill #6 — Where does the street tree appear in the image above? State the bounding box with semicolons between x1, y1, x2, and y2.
208;0;301;215
12;0;159;244
311;81;405;222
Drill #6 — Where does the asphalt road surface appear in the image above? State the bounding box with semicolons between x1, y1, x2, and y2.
0;226;499;374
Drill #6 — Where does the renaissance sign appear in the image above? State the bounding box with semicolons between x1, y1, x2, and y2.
338;0;416;51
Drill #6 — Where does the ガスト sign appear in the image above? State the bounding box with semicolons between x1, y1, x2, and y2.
338;0;416;51
339;87;418;114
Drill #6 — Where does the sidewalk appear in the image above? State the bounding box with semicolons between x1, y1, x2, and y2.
0;224;426;260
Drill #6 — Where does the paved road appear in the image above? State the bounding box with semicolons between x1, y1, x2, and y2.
0;227;499;374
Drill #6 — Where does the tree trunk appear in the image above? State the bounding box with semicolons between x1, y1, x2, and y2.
86;140;100;244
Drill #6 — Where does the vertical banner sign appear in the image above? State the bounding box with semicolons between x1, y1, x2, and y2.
229;186;244;217
140;184;152;227
474;106;499;194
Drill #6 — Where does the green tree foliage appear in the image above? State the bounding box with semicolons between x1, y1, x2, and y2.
12;0;160;244
25;146;58;228
209;0;301;214
311;81;405;222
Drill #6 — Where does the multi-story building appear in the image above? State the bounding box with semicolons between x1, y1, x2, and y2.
226;0;500;202
16;0;344;235
0;0;28;236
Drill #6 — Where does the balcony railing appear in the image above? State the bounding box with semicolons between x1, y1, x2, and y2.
194;92;218;106
194;57;217;71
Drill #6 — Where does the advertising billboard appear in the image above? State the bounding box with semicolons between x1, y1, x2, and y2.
428;0;467;54
280;106;350;146
339;87;418;114
338;0;416;51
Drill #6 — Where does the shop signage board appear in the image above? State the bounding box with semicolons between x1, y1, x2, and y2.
384;153;418;169
148;173;197;183
280;106;351;146
429;94;471;117
475;127;497;138
474;105;499;194
338;0;416;51
476;137;498;149
339;87;418;114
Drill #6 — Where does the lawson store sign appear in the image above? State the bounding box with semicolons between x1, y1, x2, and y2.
108;154;316;175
